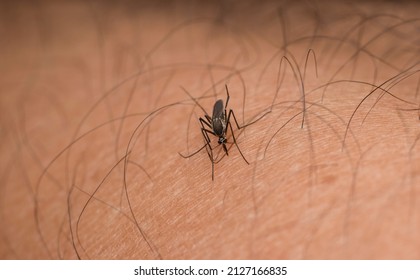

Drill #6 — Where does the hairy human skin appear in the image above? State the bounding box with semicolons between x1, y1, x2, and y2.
0;0;419;259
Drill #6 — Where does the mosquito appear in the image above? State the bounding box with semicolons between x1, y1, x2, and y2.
180;85;253;180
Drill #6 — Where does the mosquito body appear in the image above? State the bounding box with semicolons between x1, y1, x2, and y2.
210;99;228;154
180;85;249;180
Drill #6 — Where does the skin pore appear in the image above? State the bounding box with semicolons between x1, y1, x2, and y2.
0;0;419;259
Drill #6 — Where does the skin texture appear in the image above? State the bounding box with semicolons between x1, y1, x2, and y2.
0;0;419;259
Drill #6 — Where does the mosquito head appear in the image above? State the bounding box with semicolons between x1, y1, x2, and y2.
219;137;228;155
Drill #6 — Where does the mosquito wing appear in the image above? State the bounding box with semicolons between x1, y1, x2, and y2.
212;99;225;136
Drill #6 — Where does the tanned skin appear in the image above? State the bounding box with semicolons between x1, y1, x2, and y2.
0;0;419;259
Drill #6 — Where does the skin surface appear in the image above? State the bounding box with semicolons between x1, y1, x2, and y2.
0;0;419;259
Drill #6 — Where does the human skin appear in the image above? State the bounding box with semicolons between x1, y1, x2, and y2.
0;0;419;259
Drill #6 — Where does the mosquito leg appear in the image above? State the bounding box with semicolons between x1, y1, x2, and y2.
201;127;216;180
200;121;218;180
178;143;207;158
180;117;214;158
227;120;249;165
224;84;231;109
228;107;269;130
208;144;215;181
200;116;212;128
227;109;243;130
204;114;212;124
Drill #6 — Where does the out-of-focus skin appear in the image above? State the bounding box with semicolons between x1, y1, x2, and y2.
0;0;419;259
